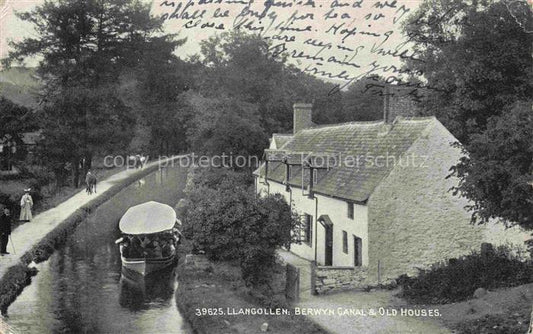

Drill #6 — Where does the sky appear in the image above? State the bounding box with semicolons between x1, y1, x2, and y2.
0;0;423;85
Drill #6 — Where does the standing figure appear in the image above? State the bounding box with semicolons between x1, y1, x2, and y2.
85;170;97;194
19;188;33;222
0;207;12;255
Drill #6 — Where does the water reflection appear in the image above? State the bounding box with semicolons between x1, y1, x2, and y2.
6;166;191;334
119;267;176;311
156;167;168;185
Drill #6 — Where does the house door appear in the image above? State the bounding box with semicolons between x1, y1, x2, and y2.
325;225;333;266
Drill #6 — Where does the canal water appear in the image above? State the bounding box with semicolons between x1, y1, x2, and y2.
6;166;192;334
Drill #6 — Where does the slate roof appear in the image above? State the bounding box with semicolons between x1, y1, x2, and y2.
270;134;293;149
255;117;438;203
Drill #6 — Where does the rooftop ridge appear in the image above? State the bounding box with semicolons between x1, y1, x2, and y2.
301;116;437;132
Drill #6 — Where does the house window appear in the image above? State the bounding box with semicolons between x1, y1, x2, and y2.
342;231;348;254
347;202;354;219
312;169;317;184
301;214;312;244
353;236;362;266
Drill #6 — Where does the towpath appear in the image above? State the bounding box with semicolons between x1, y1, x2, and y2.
278;249;451;334
0;155;185;279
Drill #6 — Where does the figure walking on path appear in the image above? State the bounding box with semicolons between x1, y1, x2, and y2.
19;188;33;222
85;170;97;195
0;207;13;255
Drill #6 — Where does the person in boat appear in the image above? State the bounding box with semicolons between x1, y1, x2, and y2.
152;241;163;258
161;240;175;257
119;238;130;258
140;235;151;248
127;236;143;258
144;240;162;258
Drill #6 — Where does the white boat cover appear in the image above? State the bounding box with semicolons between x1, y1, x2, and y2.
119;201;177;235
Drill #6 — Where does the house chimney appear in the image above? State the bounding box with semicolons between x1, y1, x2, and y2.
293;103;313;134
383;85;418;124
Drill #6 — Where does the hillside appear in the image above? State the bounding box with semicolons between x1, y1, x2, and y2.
0;67;41;108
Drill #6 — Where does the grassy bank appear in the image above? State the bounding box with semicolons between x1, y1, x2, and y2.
176;244;327;334
0;158;181;315
437;283;532;334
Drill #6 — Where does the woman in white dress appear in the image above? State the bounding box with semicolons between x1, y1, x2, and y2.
19;188;33;222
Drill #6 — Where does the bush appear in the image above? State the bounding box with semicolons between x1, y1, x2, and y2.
398;245;533;304
183;167;300;287
0;192;16;211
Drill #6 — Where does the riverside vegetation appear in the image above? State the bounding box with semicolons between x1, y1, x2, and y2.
397;244;532;334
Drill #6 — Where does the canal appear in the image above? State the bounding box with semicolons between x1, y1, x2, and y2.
5;166;192;333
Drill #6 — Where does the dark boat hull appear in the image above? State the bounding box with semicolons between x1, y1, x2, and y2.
121;254;177;277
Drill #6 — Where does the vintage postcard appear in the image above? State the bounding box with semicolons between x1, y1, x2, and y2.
0;0;532;333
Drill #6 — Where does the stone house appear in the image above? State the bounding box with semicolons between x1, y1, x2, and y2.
254;100;527;287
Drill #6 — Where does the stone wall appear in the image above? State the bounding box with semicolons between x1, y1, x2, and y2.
367;120;485;283
313;266;368;294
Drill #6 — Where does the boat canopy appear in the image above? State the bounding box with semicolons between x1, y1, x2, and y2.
119;201;178;235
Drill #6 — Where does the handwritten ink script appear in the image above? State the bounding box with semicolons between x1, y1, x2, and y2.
154;0;425;94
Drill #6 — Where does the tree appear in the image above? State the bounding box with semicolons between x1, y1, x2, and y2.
38;84;135;183
3;0;181;185
403;0;533;143
0;97;34;140
197;31;346;134
134;38;193;156
450;101;533;228
0;98;35;169
183;92;268;159
403;0;533;228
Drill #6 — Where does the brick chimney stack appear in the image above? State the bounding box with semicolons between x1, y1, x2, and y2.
383;85;418;124
293;103;313;134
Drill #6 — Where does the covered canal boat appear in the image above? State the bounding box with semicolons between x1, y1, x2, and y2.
117;201;181;276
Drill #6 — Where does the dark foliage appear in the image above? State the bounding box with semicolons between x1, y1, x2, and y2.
183;167;300;286
450;101;533;228
403;0;533;228
398;246;533;304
